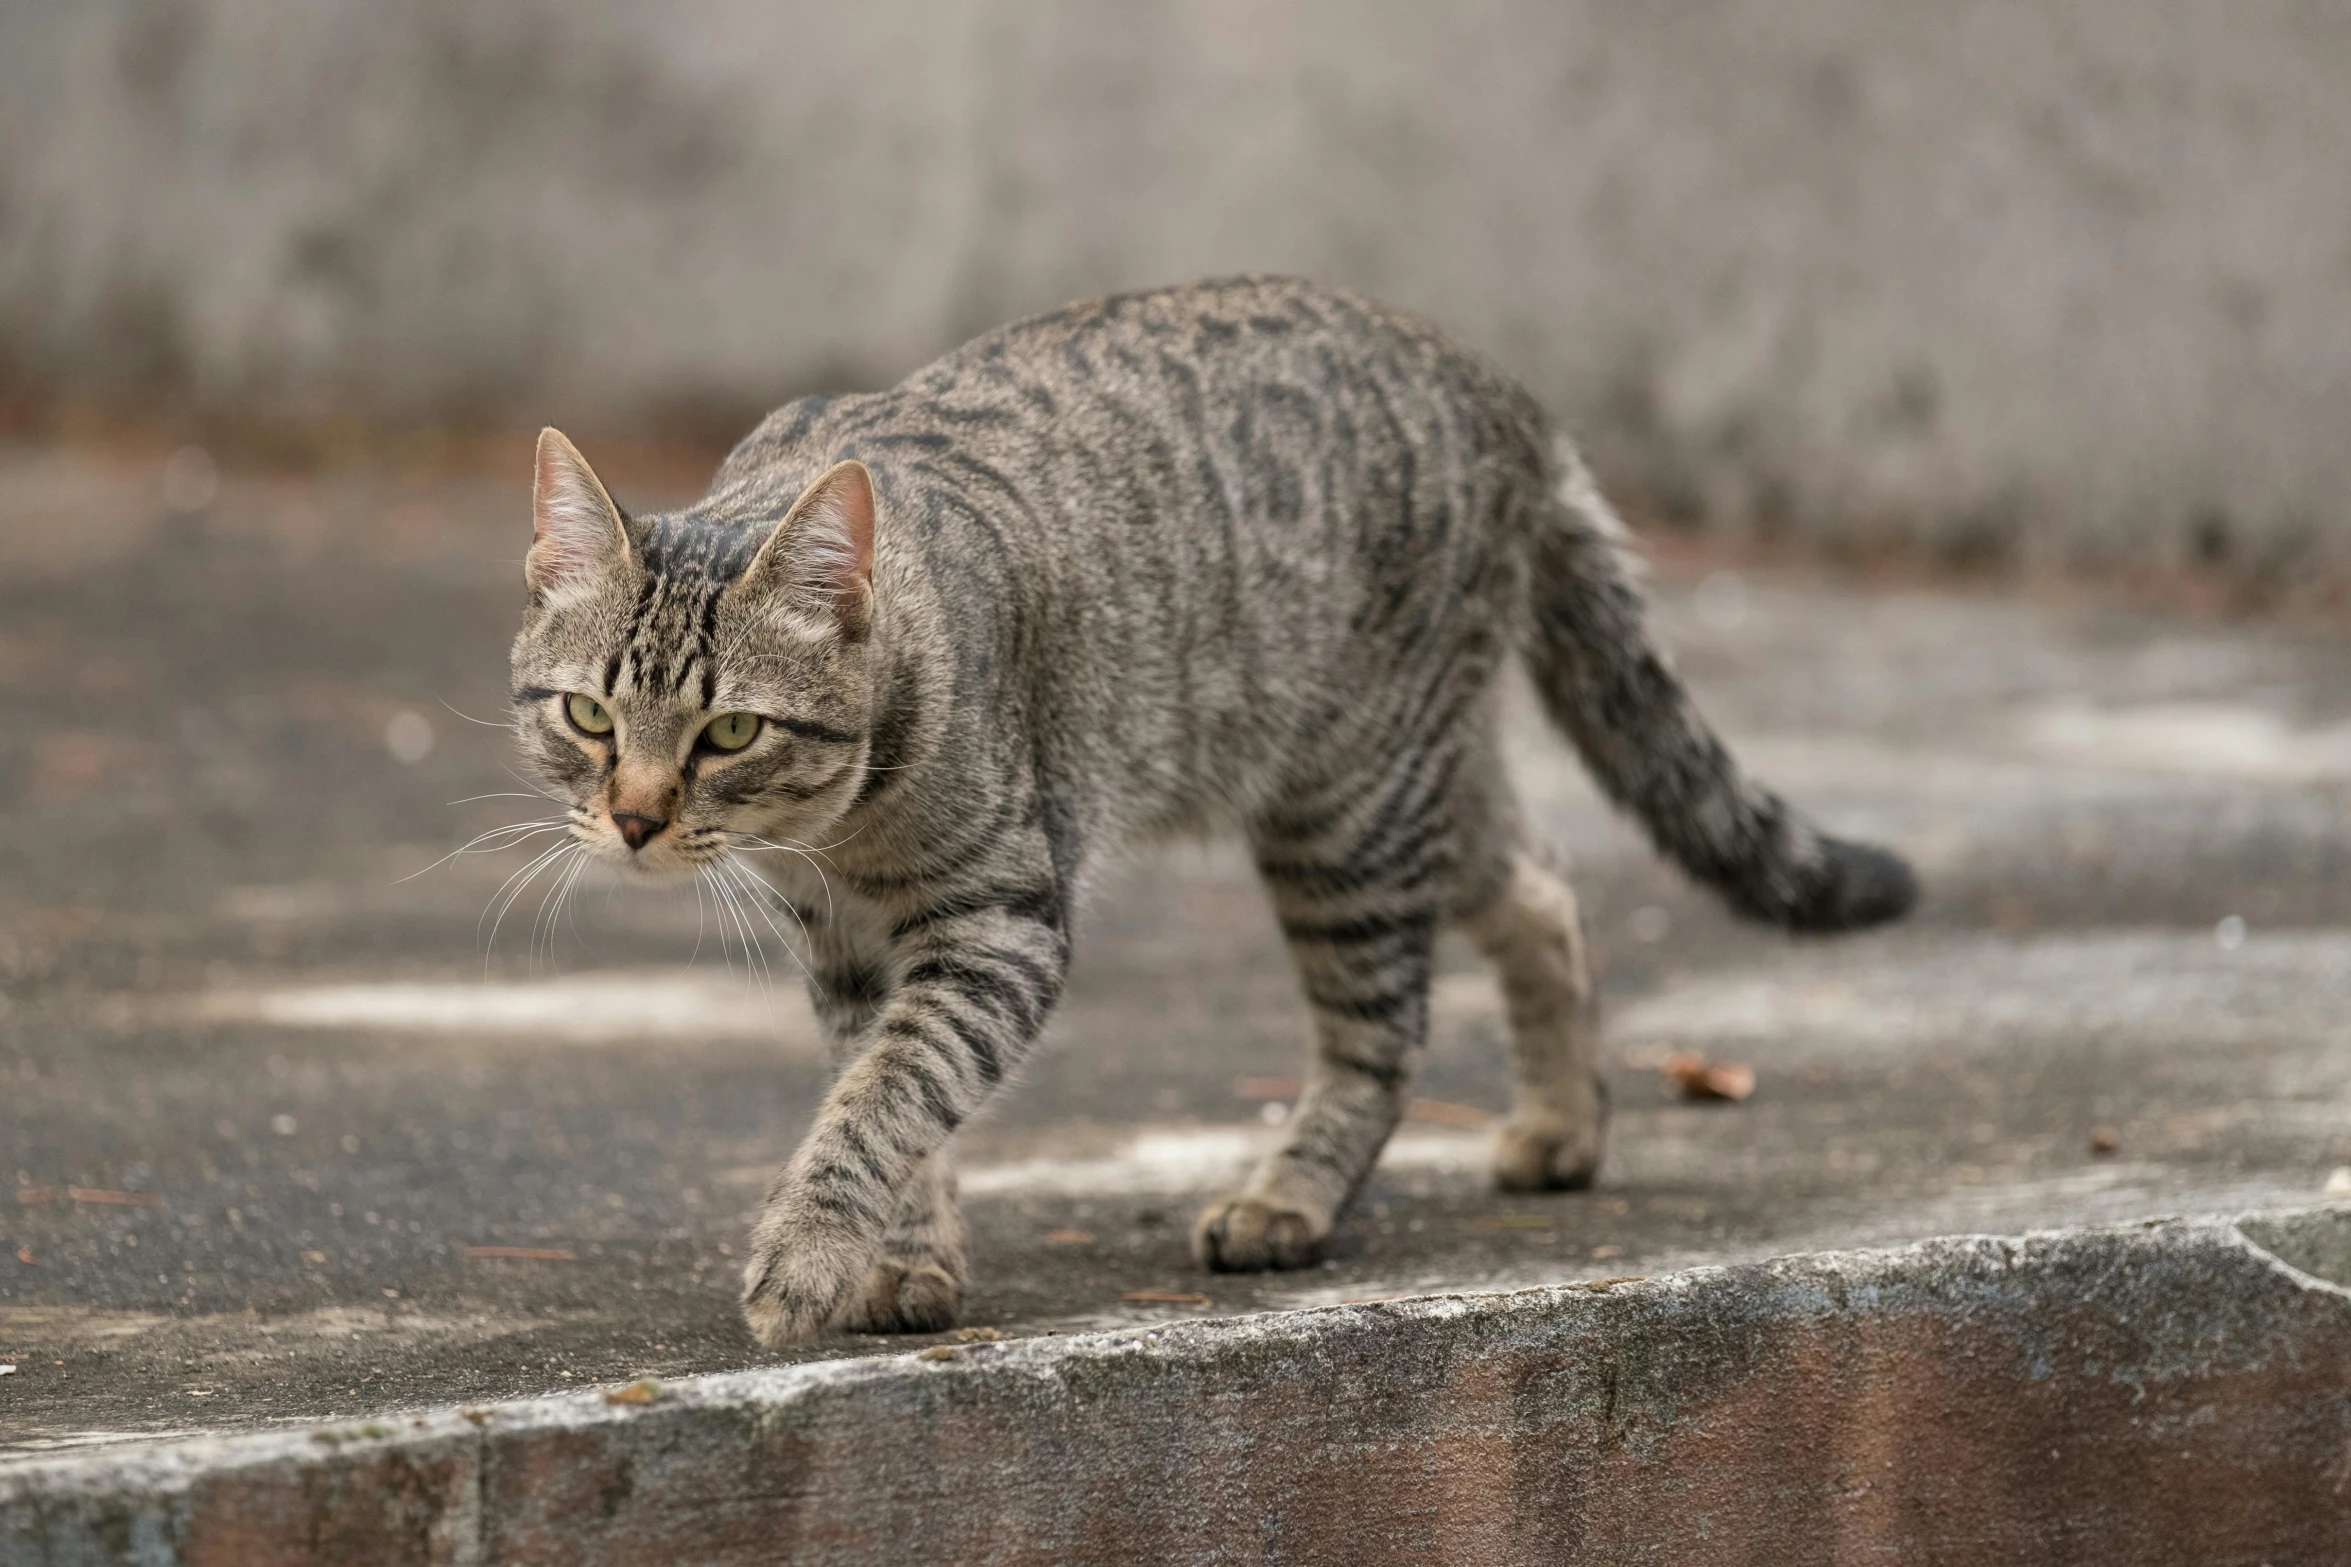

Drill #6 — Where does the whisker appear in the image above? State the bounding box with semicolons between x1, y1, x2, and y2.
440;699;519;731
728;832;849;922
719;856;817;988
500;766;577;809
698;865;745;984
531;847;589;975
405;822;566;888
396;818;571;884
480;842;574;969
714;864;776;996
687;868;710;969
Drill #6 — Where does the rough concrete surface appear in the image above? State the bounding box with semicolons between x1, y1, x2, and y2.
6;3;2351;571
7;1208;2351;1564
4;442;2351;1474
0;434;2341;1550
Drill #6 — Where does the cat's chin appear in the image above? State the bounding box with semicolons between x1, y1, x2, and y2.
624;859;702;885
589;846;700;884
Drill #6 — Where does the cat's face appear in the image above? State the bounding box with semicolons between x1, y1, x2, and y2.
507;431;876;878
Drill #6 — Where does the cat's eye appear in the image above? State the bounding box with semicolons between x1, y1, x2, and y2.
702;712;760;752
564;693;613;736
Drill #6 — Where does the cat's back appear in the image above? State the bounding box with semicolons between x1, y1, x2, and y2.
718;276;1539;500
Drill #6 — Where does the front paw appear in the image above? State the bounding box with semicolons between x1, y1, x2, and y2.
739;1204;874;1348
837;1257;963;1334
1192;1193;1328;1271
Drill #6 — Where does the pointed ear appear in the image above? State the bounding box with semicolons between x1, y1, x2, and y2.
743;460;876;636
527;428;631;596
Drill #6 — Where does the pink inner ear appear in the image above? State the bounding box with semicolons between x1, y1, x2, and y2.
780;462;875;623
529;434;624;590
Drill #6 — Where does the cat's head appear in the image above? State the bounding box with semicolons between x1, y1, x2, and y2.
507;429;878;876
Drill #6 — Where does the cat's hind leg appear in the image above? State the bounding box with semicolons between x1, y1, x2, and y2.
1195;774;1453;1272
1459;830;1606;1192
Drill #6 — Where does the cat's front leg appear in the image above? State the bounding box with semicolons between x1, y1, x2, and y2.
741;894;1068;1346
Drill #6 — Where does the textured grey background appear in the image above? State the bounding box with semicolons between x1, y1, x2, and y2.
3;1;2349;573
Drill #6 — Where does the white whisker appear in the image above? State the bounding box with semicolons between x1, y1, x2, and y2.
724;868;777;995
719;855;817;988
440;698;519;731
480;842;575;970
396;818;571;884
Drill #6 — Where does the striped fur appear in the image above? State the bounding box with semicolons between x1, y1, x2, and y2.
506;277;1916;1346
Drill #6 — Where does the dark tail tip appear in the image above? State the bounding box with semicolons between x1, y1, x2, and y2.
1781;837;1919;934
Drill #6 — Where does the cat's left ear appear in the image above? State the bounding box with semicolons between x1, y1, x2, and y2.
743;460;876;637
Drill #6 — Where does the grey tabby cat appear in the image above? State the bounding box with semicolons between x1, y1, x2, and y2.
508;277;1914;1347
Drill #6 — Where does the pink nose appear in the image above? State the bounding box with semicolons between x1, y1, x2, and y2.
612;811;667;851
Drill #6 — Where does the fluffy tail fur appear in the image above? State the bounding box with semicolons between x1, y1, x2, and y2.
1522;441;1917;932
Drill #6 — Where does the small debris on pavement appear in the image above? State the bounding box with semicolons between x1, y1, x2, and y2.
2323;1167;2351;1197
1045;1228;1094;1245
14;1248;33;1266
15;1186;162;1207
952;1326;1003;1343
917;1345;961;1362
1662;1052;1756;1102
1591;1244;1624;1259
463;1246;577;1261
1119;1289;1211;1307
2089;1126;2121;1155
0;1364;15;1377
603;1379;663;1405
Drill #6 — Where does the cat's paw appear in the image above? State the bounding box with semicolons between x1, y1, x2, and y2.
739;1207;872;1348
1192;1194;1327;1271
836;1257;963;1334
1491;1109;1603;1192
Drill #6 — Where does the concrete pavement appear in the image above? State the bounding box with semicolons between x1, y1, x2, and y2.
3;443;2350;1453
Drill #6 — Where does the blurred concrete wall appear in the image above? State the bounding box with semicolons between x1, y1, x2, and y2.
3;1;2347;576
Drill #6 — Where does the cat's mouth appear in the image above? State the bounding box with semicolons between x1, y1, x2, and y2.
575;819;727;880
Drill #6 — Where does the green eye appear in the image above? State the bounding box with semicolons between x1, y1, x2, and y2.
565;693;613;736
703;712;760;752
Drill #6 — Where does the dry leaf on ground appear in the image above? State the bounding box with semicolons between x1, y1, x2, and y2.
1662;1051;1755;1102
1404;1097;1491;1128
603;1380;663;1406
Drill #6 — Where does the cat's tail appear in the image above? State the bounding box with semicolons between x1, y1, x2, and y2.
1519;439;1917;933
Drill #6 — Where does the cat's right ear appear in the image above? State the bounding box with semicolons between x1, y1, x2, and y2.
527;428;631;597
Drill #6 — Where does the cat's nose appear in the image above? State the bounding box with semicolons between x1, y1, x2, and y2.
612;811;668;851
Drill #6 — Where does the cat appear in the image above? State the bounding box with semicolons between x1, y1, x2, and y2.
506;276;1916;1348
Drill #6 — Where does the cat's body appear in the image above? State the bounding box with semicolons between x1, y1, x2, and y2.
508;277;1914;1347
